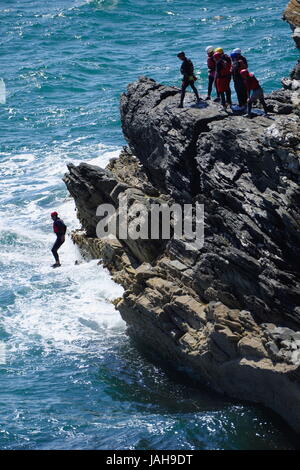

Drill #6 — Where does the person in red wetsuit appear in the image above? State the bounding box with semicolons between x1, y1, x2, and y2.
215;47;232;71
240;69;268;117
51;211;67;268
213;51;232;110
205;45;220;101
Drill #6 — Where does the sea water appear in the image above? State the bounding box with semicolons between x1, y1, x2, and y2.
0;0;299;450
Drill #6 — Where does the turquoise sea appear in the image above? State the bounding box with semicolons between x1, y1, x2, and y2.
0;0;299;450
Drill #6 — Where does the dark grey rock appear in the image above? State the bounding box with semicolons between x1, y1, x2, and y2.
291;60;300;80
266;341;280;357
63;163;118;236
120;76;227;202
64;59;300;433
65;76;300;329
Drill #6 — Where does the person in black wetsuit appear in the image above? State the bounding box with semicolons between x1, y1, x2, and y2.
51;211;67;268
231;49;248;108
177;52;201;108
231;48;248;68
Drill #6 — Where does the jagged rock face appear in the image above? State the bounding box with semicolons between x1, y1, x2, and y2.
284;0;300;47
284;0;300;29
64;75;300;432
64;162;118;237
120;77;227;202
291;60;300;80
193;115;300;327
120;77;300;329
64;152;168;264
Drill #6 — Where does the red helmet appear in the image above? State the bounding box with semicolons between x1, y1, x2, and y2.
240;69;250;78
213;52;222;61
51;211;58;217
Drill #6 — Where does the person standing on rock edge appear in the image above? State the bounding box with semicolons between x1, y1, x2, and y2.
240;69;269;117
51;211;67;268
231;52;248;108
177;52;201;108
205;45;220;102
231;48;248;69
213;51;232;110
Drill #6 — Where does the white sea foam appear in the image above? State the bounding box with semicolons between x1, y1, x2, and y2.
88;149;120;168
0;144;125;358
9;153;36;165
1;229;125;356
0;78;6;105
72;0;119;10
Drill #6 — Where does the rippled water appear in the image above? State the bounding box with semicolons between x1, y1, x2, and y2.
0;0;299;450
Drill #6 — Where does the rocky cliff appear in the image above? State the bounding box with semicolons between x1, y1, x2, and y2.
64;13;300;434
284;0;300;48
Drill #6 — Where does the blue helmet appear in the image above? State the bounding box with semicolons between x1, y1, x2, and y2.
231;52;239;60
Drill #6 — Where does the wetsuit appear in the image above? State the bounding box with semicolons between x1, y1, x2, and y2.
231;58;248;107
243;74;268;115
51;218;67;264
207;55;220;99
215;58;232;107
240;55;248;68
179;58;200;107
223;53;232;65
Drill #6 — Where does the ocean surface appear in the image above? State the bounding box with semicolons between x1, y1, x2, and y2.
0;0;299;450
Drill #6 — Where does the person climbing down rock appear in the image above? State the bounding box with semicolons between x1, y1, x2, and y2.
240;69;269;117
50;211;67;268
214;51;232;110
177;51;201;108
205;45;220;101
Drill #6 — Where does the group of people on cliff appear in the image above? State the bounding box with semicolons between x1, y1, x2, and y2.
48;49;270;268
177;47;268;117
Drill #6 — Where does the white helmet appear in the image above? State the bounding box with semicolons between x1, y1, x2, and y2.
205;46;214;54
232;48;241;54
